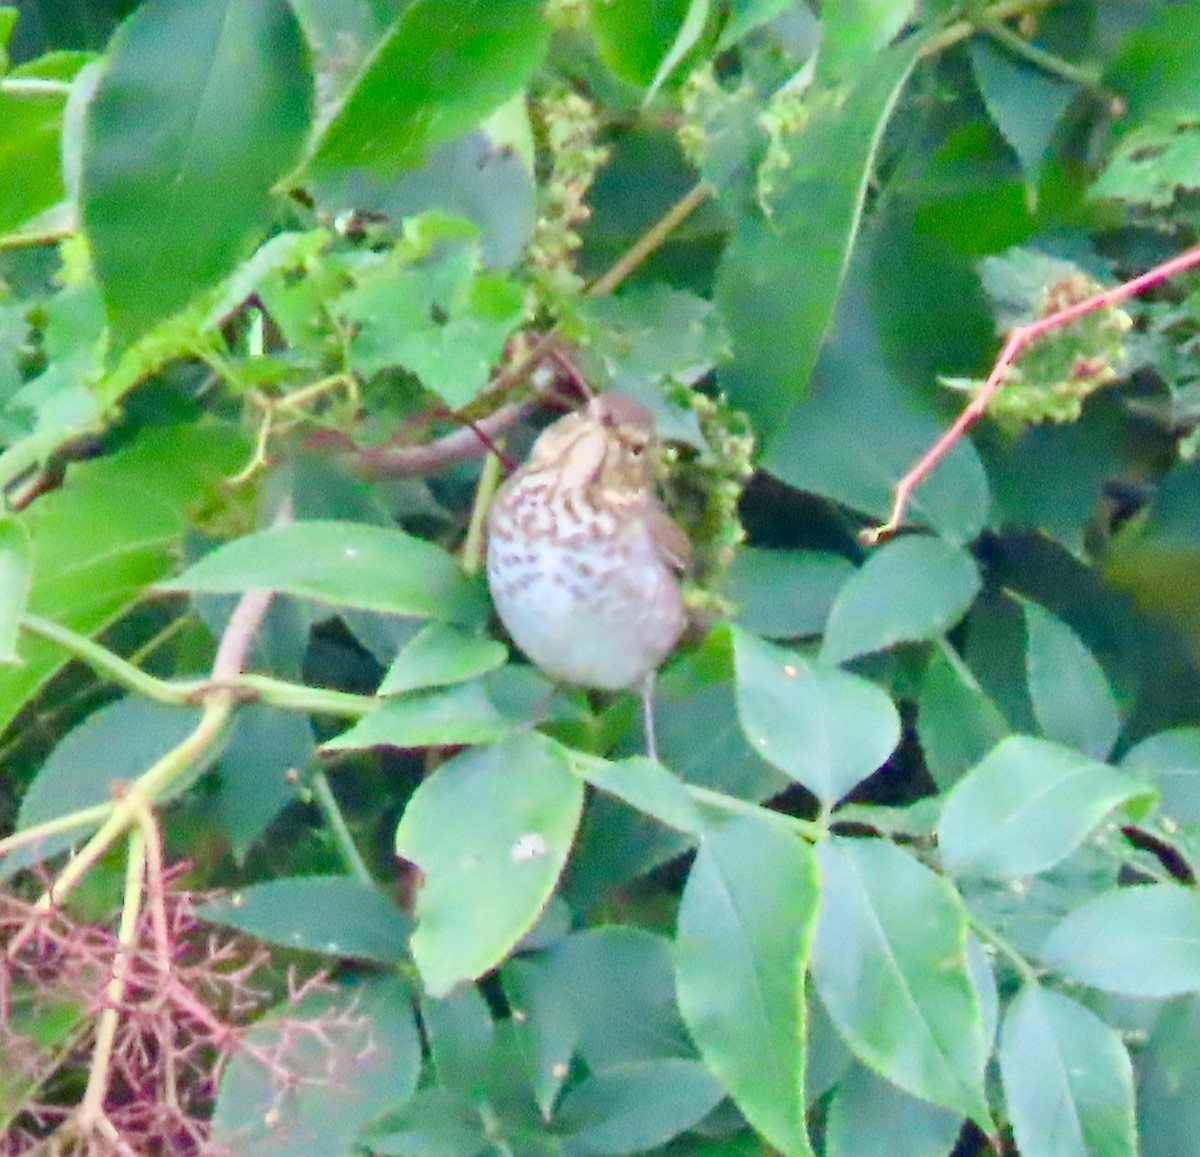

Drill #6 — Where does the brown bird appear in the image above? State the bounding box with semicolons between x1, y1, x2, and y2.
486;393;690;758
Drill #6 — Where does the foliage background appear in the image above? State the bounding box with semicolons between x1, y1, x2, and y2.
2;0;1200;1154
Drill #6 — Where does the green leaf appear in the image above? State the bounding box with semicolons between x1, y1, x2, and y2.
379;622;507;695
725;549;854;640
569;753;705;835
211;974;420;1156
306;0;548;176
645;0;711;101
675;815;818;1157
589;0;692;89
915;648;1010;791
421;984;496;1094
821;536;981;665
81;0;312;343
394;732;584;996
162;520;488;626
716;0;796;50
3;698;201;881
502;955;577;1115
1121;728;1200;825
582;286;727;410
335;244;525;406
968;38;1077;207
657;633;789;802
1106;458;1200;657
527;926;694;1072
197;876;412;963
210;705;312;862
556;1059;724;1157
825;1062;963;1157
366;1087;488;1157
325;683;516;750
1092;122;1200;208
1040;885;1200;998
1019;597;1122;760
811;837;990;1127
1138;996;1200;1157
763;336;991;545
0;517;31;662
0;424;245;735
715;34;926;437
731;627;901;807
0;74;69;235
1104;3;1200;126
817;0;916;85
937;736;1154;880
999;984;1136;1157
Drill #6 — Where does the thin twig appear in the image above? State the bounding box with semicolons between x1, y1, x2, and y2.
865;243;1200;543
586;182;712;298
77;828;147;1130
310;770;374;884
462;450;504;576
353;403;525;478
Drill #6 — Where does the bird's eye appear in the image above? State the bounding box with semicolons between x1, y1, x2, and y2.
628;438;646;456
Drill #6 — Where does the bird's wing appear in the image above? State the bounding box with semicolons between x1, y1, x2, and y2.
646;506;693;575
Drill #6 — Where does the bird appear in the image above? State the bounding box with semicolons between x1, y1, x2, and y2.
486;392;690;759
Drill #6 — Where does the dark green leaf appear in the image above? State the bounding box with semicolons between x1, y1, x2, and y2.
763;337;990;545
502;955;577;1115
821;536;981;665
162;520;488;626
0;517;31;662
379;623;508;695
999;984;1136;1157
3;698;201;880
716;0;796;50
825;1062;963;1157
915;648;1010;791
366;1087;488;1157
533;926;694;1071
556;1059;724;1157
82;0;312;342
1106;459;1200;658
937;736;1154;880
211;705;312;861
197;876;412;962
421;985;496;1095
394;732;584;995
1138;996;1200;1157
811;837;990;1127
725;549;854;640
716;34;926;437
1040;885;1200;997
211;974;420;1156
968;38;1077;206
306;0;547;176
675;815;818;1157
732;627;901;806
1019;597;1122;760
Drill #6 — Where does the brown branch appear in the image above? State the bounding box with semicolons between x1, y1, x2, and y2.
352;402;526;478
864;243;1200;543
